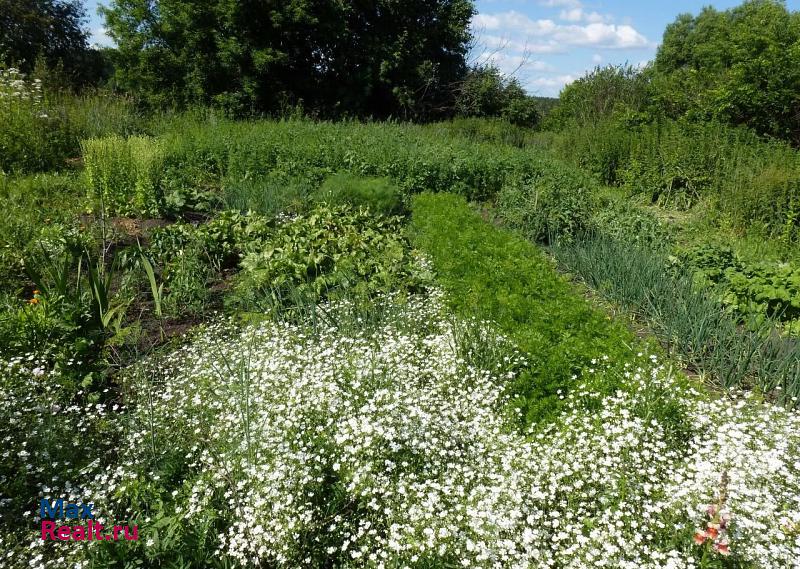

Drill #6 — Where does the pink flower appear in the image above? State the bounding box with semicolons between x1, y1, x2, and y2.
693;531;707;545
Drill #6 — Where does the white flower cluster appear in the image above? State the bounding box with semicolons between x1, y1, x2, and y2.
666;395;800;567
0;68;43;106
3;292;800;568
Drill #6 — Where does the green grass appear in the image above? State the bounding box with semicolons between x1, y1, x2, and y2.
410;192;643;426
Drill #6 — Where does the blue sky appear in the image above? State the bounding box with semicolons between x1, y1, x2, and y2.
84;0;800;97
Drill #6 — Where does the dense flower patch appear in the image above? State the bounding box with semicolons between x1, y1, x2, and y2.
1;292;799;568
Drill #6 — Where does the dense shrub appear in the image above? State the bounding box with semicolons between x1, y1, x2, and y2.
314;172;404;216
495;164;596;243
454;65;540;128
500;96;540;128
0;68;73;172
590;199;673;247
542;118;800;236
549;64;652;128
0;68;140;174
654;0;800;144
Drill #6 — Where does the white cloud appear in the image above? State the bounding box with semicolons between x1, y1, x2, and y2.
478;34;567;55
472;45;557;83
528;74;578;93
471;6;653;97
472;11;648;50
559;8;611;23
89;26;113;48
539;0;582;7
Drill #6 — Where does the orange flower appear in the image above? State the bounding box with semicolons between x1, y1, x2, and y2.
33;289;40;295
706;524;719;540
714;542;731;556
693;531;707;545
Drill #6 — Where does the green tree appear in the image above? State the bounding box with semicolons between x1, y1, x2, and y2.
550;64;652;127
455;64;539;127
101;0;474;118
0;0;93;83
654;0;800;143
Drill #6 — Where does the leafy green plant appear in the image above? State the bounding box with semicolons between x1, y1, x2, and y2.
232;204;420;312
160;245;213;318
495;164;595;243
0;242;134;370
591;200;673;247
150;210;272;270
681;244;800;326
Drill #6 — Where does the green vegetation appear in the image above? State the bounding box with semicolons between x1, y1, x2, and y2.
455;64;540;127
654;0;800;143
4;0;800;565
680;244;800;332
82;135;166;216
543;118;800;237
233;204;420;313
0;71;139;173
0;0;104;85
552;234;800;402
411;192;640;426
314;173;405;216
101;0;475;118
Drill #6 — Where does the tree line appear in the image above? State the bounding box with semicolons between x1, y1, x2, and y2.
3;0;800;142
0;0;540;124
553;0;800;145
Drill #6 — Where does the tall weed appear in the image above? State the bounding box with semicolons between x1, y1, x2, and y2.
542;118;800;236
82;135;166;216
